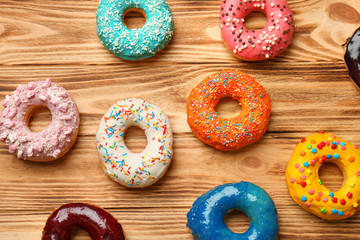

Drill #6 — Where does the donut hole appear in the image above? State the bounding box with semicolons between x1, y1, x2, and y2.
318;162;344;192
123;8;147;29
70;226;91;239
27;106;52;132
244;11;268;31
124;126;148;153
214;97;242;118
225;209;250;234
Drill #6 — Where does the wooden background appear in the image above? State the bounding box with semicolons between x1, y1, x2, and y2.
1;0;360;239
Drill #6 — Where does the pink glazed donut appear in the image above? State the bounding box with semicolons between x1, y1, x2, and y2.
220;0;295;60
0;79;80;162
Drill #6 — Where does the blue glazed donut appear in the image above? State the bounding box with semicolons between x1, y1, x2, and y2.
187;182;278;240
96;0;174;60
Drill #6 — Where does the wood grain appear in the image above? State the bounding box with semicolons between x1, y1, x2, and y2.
1;0;360;239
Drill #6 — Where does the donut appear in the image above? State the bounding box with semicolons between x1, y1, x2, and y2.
0;79;80;162
96;98;173;188
344;27;360;89
187;181;279;240
286;132;360;220
186;69;271;151
96;0;174;60
220;0;295;60
42;203;125;240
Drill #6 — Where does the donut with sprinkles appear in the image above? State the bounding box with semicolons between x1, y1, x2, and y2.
286;132;360;220
186;69;271;151
0;79;80;162
96;98;173;188
96;0;174;60
220;0;295;60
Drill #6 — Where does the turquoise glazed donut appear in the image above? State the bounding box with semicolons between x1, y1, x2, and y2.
187;182;278;240
96;0;174;60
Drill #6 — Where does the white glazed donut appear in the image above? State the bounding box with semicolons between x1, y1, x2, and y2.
96;98;173;188
0;79;80;162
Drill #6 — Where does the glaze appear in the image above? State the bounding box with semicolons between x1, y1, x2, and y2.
344;27;360;88
286;132;360;220
96;0;174;60
220;0;295;60
96;98;173;188
42;203;125;240
187;182;279;240
0;79;80;161
187;69;271;151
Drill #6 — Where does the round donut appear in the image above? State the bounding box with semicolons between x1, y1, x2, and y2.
0;79;80;162
286;132;360;220
96;98;173;188
344;27;360;89
42;203;125;240
220;0;295;60
186;69;271;151
96;0;174;60
187;181;279;240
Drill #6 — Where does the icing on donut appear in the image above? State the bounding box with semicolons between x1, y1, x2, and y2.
187;182;279;240
186;69;271;151
286;132;360;220
42;203;125;240
220;0;295;60
96;98;173;188
0;79;80;162
344;27;360;89
96;0;174;60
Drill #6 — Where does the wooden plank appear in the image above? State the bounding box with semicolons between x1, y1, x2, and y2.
1;63;360;136
0;0;360;65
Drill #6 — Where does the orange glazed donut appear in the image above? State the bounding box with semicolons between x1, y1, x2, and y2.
187;69;271;151
286;132;360;220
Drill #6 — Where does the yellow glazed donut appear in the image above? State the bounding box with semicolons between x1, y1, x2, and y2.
285;132;360;220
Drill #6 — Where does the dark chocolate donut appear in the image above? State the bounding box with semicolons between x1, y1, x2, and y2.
42;203;125;240
345;27;360;88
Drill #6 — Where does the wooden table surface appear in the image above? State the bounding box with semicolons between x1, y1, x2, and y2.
1;0;360;239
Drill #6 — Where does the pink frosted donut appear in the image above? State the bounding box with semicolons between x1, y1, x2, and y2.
0;79;80;162
220;0;295;60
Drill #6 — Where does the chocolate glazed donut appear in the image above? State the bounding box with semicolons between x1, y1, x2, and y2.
344;27;360;89
42;203;125;240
